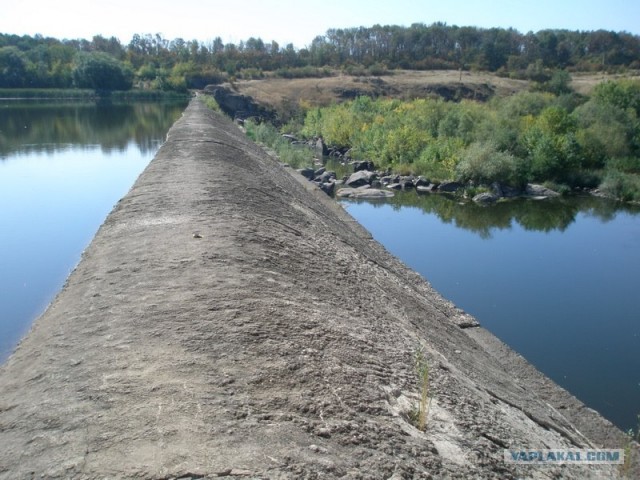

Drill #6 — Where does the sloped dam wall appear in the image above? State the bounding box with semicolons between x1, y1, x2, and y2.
0;99;635;479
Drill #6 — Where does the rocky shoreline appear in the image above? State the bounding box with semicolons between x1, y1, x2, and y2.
296;157;564;203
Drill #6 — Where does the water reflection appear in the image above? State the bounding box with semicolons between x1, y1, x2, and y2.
348;191;640;238
0;100;186;157
342;191;640;431
0;99;186;363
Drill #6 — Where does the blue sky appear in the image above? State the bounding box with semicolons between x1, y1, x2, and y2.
1;0;638;47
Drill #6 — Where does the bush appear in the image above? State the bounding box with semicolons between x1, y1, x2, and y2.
456;142;526;186
600;171;640;201
592;78;640;116
573;100;635;167
413;137;465;180
607;157;640;174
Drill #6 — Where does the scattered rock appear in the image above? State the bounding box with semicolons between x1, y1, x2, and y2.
526;183;560;197
438;181;462;193
297;168;316;180
315;138;328;157
414;176;430;187
472;192;500;204
319;182;335;195
336;188;394;199
352;160;375;172
417;184;437;193
345;170;376;188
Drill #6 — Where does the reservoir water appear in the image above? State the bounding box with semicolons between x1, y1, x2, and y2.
0;99;186;363
342;192;640;432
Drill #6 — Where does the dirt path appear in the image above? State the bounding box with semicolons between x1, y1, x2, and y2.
0;99;633;479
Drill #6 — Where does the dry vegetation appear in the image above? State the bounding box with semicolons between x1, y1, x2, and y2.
228;69;640;112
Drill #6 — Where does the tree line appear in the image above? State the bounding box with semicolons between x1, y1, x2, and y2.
1;23;639;91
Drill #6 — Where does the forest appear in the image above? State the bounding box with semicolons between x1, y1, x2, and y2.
1;23;640;91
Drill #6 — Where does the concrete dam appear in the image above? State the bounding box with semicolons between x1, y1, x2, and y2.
0;99;634;479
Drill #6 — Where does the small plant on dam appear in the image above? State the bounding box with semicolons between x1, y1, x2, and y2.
620;414;640;478
410;345;431;431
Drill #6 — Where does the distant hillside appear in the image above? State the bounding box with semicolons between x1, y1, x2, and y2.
222;69;639;115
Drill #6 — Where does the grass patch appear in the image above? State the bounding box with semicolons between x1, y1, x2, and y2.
245;120;314;169
0;88;95;99
0;88;189;101
200;94;221;112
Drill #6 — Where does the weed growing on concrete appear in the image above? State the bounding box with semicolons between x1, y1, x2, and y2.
410;345;430;431
620;414;640;478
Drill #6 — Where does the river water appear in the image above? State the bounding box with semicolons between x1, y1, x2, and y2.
342;192;640;431
0;99;186;363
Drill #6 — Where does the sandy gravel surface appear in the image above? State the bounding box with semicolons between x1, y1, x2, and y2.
0;99;634;479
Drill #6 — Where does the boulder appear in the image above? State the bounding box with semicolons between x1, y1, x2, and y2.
297;168;316;180
399;176;415;189
346;170;376;188
473;192;500;204
315;171;335;183
336;188;395;199
352;160;375;172
438;181;462;193
315;138;328;157
416;184;437;193
526;184;560;197
319;182;335;196
491;182;521;198
414;176;430;187
386;183;403;190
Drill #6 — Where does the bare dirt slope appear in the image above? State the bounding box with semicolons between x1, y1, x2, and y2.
0;99;634;479
230;70;528;111
228;69;640;113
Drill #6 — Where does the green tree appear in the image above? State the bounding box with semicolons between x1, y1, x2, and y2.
0;46;30;87
72;52;133;90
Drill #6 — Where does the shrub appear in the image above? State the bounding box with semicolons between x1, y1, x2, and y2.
456;142;526;186
600;171;640;201
592;78;640;116
413;137;465;180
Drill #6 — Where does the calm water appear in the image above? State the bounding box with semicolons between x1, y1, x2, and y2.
342;192;640;431
0;100;186;362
